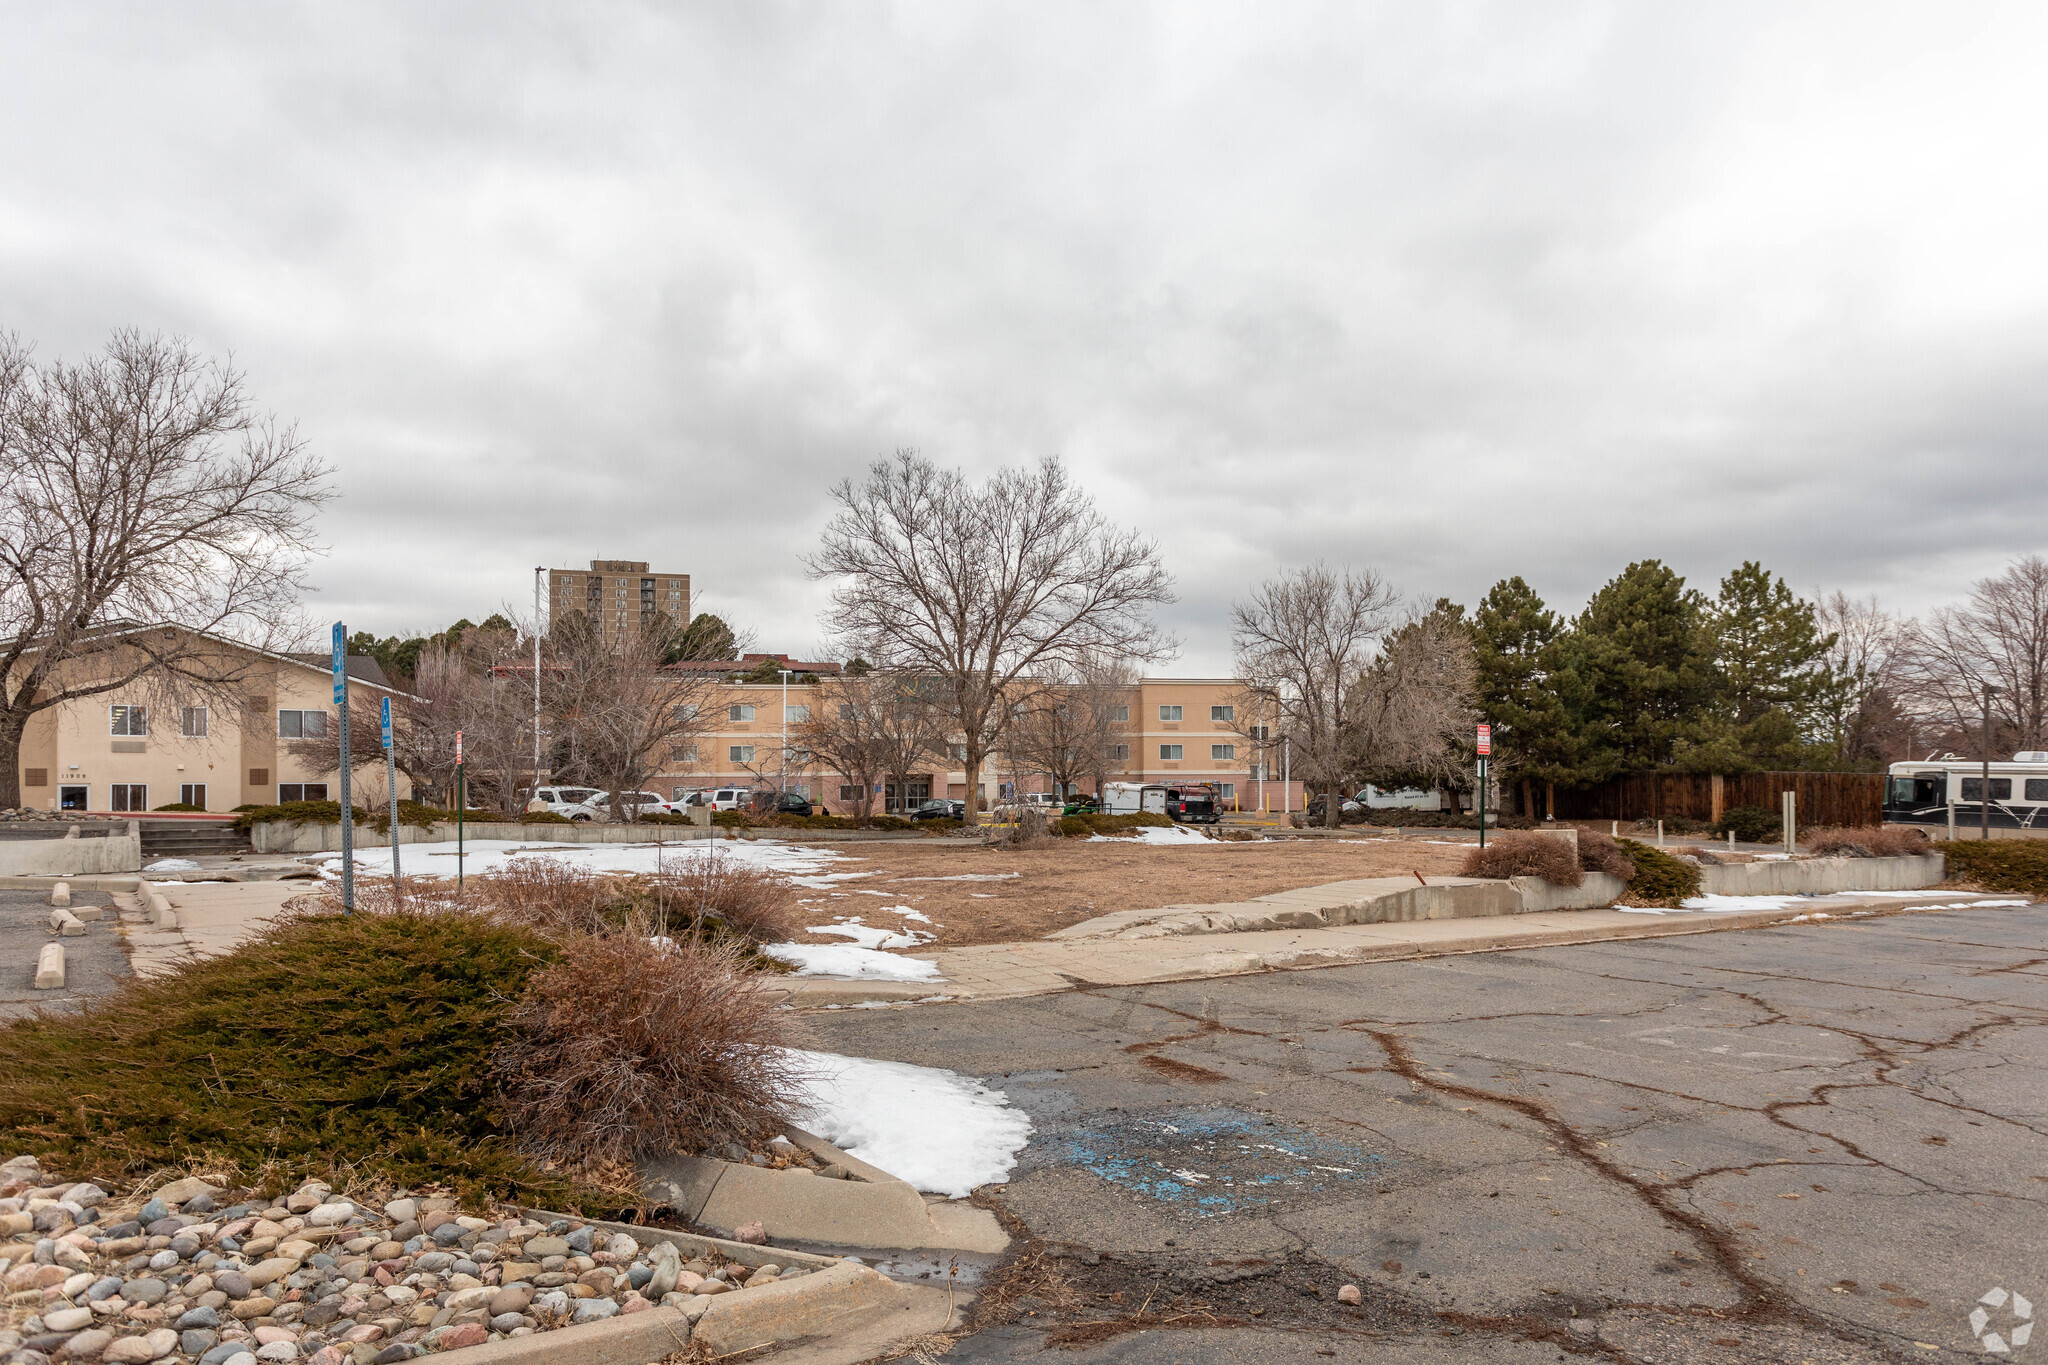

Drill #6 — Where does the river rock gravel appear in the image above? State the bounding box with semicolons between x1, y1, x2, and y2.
0;1154;812;1364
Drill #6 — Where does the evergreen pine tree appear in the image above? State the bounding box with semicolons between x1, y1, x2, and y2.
1471;577;1576;812
1572;561;1719;777
1710;562;1835;767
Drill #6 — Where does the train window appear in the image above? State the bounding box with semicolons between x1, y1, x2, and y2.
1960;777;2012;801
2027;778;2048;802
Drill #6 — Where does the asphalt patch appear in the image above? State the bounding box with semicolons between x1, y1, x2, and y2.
1044;1106;1391;1218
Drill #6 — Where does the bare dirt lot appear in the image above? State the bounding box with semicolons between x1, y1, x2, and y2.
790;833;1476;947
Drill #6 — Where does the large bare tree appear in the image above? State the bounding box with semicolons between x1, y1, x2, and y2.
1347;607;1477;796
0;331;331;807
545;617;722;822
1005;655;1138;800
1899;555;2048;753
1231;564;1400;826
1812;590;1907;767
810;452;1174;825
797;669;951;816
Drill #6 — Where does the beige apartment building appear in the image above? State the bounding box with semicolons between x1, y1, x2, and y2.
548;561;690;644
13;628;412;814
647;672;1304;813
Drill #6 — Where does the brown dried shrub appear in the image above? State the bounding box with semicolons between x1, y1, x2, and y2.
470;857;621;938
638;853;802;945
1576;829;1636;880
493;933;802;1165
1460;831;1583;887
1805;824;1932;858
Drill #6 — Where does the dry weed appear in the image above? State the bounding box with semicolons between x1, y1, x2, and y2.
494;932;802;1165
1460;831;1583;887
1575;828;1636;880
1805;824;1931;857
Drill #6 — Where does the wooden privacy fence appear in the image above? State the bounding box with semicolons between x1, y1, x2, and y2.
1550;771;1883;828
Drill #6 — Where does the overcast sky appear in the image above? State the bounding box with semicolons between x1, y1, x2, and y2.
5;3;2044;673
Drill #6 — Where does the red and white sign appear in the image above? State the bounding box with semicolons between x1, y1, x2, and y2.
1476;724;1491;756
455;730;463;763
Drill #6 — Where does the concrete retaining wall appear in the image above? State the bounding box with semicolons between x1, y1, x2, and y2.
1700;853;1944;896
1510;871;1631;912
250;820;715;854
0;825;142;875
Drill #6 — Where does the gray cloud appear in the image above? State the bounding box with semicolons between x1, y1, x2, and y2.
4;2;2044;671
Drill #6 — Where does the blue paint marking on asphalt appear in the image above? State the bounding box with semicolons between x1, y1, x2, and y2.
1045;1106;1390;1217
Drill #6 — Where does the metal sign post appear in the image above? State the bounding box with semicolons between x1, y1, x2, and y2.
333;623;354;914
1476;724;1492;848
381;695;400;893
456;730;465;893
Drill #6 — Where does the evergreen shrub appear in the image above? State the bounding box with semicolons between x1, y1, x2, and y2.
1713;805;1781;843
1616;838;1702;907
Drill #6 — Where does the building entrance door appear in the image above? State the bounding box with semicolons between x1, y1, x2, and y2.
59;785;88;811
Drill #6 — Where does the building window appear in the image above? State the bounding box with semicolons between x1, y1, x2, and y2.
278;783;329;802
839;703;858;719
1112;705;1129;723
110;784;147;811
1110;744;1130;761
1158;705;1183;722
1211;705;1235;722
180;707;209;737
1212;744;1235;760
950;744;968;761
1159;744;1184;760
786;704;810;723
729;704;755;722
180;783;207;808
730;745;755;763
789;747;814;767
839;785;865;801
277;709;330;739
1249;725;1271;741
674;703;698;721
1218;782;1235;799
110;704;149;736
671;745;698;763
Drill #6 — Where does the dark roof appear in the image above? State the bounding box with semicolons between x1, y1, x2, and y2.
291;654;393;688
667;652;842;676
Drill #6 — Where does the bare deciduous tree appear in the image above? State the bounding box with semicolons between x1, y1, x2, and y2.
545;618;721;822
1005;655;1138;800
1899;556;2048;752
0;330;332;807
1812;590;1907;766
811;452;1174;824
1348;609;1477;795
1231;564;1400;826
797;669;950;816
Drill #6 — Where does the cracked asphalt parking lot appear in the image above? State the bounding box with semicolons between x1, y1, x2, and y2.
807;903;2048;1363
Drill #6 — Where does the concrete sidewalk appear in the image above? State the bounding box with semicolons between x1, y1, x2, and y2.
779;891;2002;1008
118;879;312;976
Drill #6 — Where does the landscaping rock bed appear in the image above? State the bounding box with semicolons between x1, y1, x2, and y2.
0;1156;820;1364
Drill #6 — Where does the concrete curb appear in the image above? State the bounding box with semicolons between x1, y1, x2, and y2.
638;1139;1007;1253
431;1214;936;1365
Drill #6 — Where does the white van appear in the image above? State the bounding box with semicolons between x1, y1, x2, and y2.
1101;782;1168;815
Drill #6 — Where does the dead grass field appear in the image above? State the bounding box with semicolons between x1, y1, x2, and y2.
790;833;1476;947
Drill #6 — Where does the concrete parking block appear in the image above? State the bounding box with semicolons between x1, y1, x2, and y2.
34;942;65;989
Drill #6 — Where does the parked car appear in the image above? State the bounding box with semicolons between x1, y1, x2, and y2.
746;789;817;816
1305;794;1363;820
613;790;682;817
703;787;752;811
1163;785;1219;824
913;798;967;821
528;786;606;821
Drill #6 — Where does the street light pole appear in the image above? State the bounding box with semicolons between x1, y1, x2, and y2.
780;668;794;795
532;567;544;804
1982;682;2000;840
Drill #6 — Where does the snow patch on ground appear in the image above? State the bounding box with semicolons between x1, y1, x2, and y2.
1091;825;1217;845
806;917;933;950
144;858;201;872
307;838;849;881
790;1049;1032;1198
900;872;1022;882
762;942;942;981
